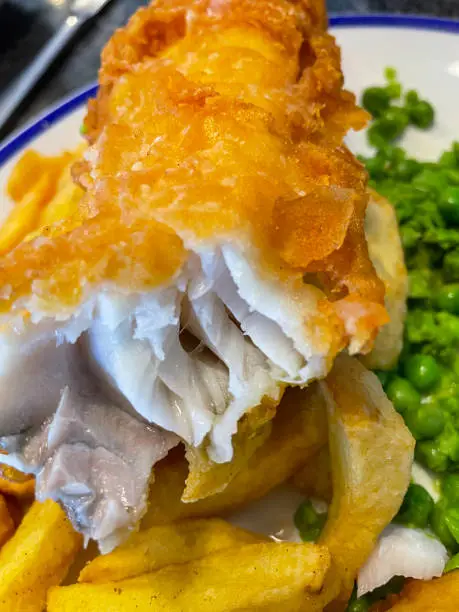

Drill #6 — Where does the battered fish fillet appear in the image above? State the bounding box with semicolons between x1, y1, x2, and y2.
0;0;386;549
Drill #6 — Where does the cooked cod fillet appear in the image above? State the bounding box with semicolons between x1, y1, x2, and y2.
0;0;386;549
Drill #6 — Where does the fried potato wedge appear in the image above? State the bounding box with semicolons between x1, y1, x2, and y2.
371;572;459;611
0;499;82;611
318;354;414;607
142;385;328;527
183;398;278;502
79;518;261;583
0;494;14;548
292;445;333;503
362;190;407;370
49;542;330;612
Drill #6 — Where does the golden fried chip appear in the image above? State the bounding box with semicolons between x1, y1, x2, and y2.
183;398;278;502
0;500;82;611
292;445;333;503
318;354;414;606
49;542;330;612
79;518;261;583
142;384;328;527
362;189;408;370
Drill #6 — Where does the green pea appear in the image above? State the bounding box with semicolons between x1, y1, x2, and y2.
347;600;369;612
395;483;434;528
405;354;441;392
437;284;459;314
375;370;391;388
444;552;459;573
430;503;458;550
446;169;459;185
405;89;419;106
445;507;459;544
439;186;459;225
409;100;435;129
386;377;421;413
294;501;327;543
444;250;459;282
365;155;386;180
392;159;421;181
442;474;459;505
416;440;450;472
368;123;389;149
401;226;421;249
362;87;391;118
405;405;445;440
381;108;410;139
439;151;457;168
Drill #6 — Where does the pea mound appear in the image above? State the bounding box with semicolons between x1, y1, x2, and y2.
359;69;459;564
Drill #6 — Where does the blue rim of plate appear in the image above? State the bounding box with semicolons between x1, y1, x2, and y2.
1;13;459;166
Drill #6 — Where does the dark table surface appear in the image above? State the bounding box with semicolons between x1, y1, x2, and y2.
1;0;459;141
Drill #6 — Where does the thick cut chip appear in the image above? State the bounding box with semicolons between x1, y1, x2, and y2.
318;354;414;607
142;385;328;527
292;445;333;503
49;542;330;612
362;190;408;370
79;518;261;583
0;499;82;611
183;398;278;501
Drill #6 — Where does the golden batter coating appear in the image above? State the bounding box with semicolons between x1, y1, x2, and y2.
0;0;386;354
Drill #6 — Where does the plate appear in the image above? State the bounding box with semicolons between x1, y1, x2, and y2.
0;13;458;540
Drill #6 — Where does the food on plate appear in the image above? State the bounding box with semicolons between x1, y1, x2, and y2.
0;499;82;611
0;0;387;551
142;382;328;526
317;355;414;606
361;189;408;371
370;570;459;612
49;542;331;611
0;463;35;498
0;495;14;548
78;518;262;583
345;71;459;611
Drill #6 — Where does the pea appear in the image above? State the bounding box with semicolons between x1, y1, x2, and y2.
444;250;459;281
437;284;459;314
405;89;419;106
445;507;459;543
374;371;390;388
440;151;457;168
416;440;449;472
381;108;410;139
386;377;421;413
405;355;441;392
395;483;434;528
401;226;421;249
347;600;369;612
294;501;327;543
405;405;445;440
439;186;459;225
442;474;459;505
392;159;421;181
444;552;459;573
430;503;458;550
409;101;435;129
362;87;391;118
365;155;386;180
446;169;459;185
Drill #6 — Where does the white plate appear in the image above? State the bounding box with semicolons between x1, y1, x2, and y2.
0;14;458;540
